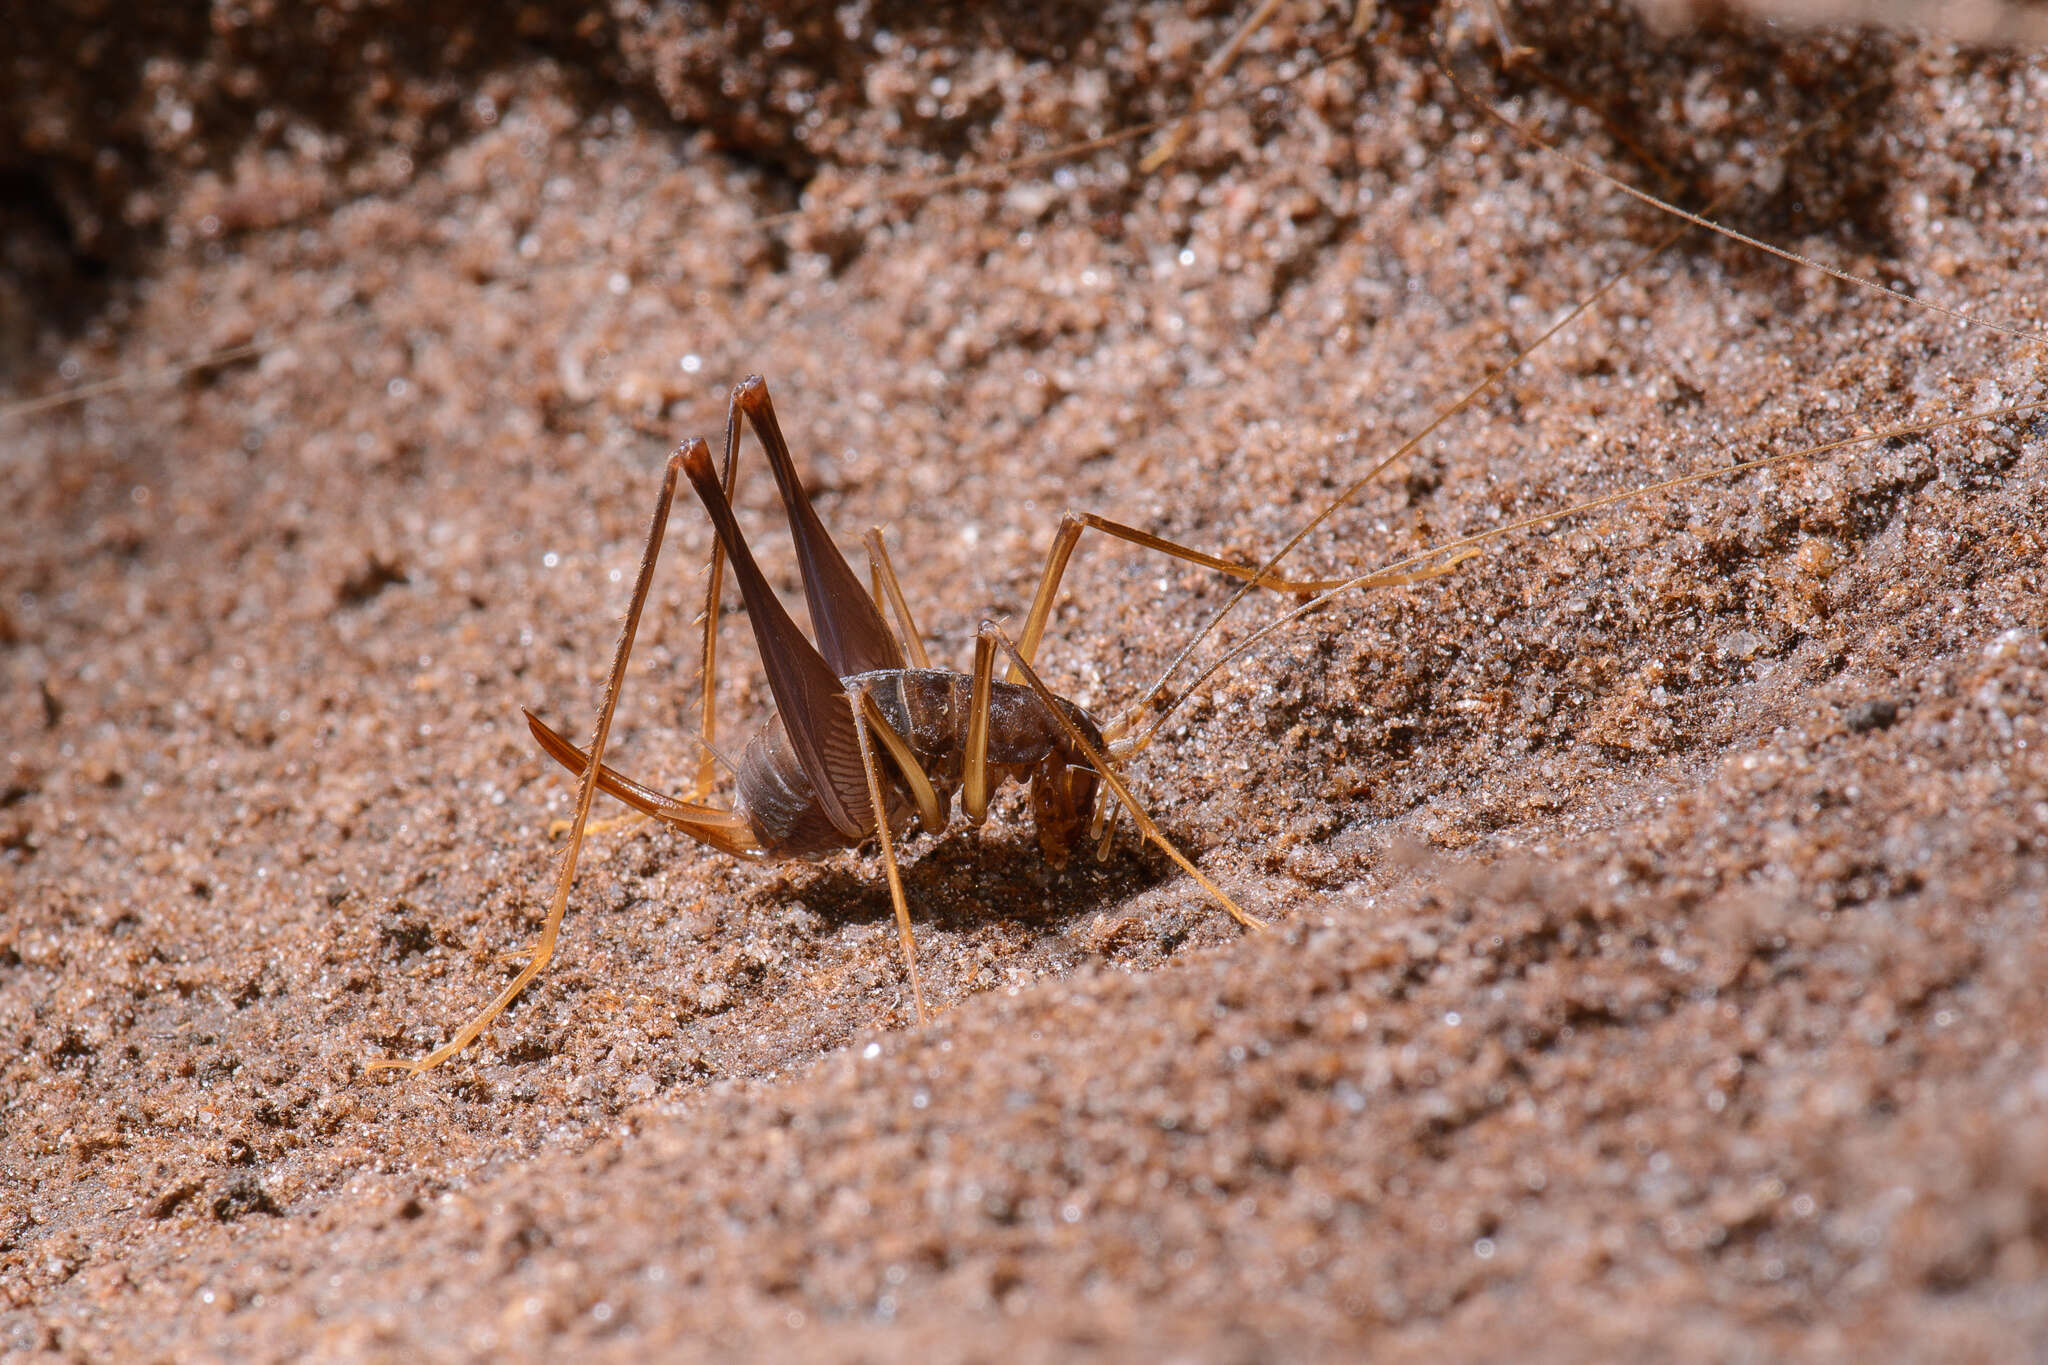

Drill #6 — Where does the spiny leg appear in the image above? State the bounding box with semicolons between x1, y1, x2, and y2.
523;708;764;861
985;621;1264;932
960;621;1104;863
1009;510;1353;687
730;375;906;678
846;689;946;837
545;718;741;840
546;810;651;842
846;683;930;1026
562;426;736;838
691;371;912;802
366;440;706;1076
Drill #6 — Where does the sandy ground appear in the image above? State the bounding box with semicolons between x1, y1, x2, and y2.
4;2;2048;1359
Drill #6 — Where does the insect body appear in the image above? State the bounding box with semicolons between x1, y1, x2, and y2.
371;375;1344;1073
582;665;1109;866
525;381;1117;878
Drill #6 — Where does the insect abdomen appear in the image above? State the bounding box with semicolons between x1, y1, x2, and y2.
733;718;870;859
733;668;1105;862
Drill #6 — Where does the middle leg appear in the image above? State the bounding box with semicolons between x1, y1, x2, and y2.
846;681;931;1026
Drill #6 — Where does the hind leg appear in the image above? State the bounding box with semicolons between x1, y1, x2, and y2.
367;440;708;1076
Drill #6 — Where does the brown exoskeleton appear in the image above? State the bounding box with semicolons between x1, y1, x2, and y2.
369;375;1440;1074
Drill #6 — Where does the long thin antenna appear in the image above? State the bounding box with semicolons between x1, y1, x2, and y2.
1125;399;2048;756
1438;55;2048;350
0;341;265;423
1116;40;2044;735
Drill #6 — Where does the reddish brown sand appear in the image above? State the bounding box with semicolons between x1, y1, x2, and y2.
4;3;2047;1359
